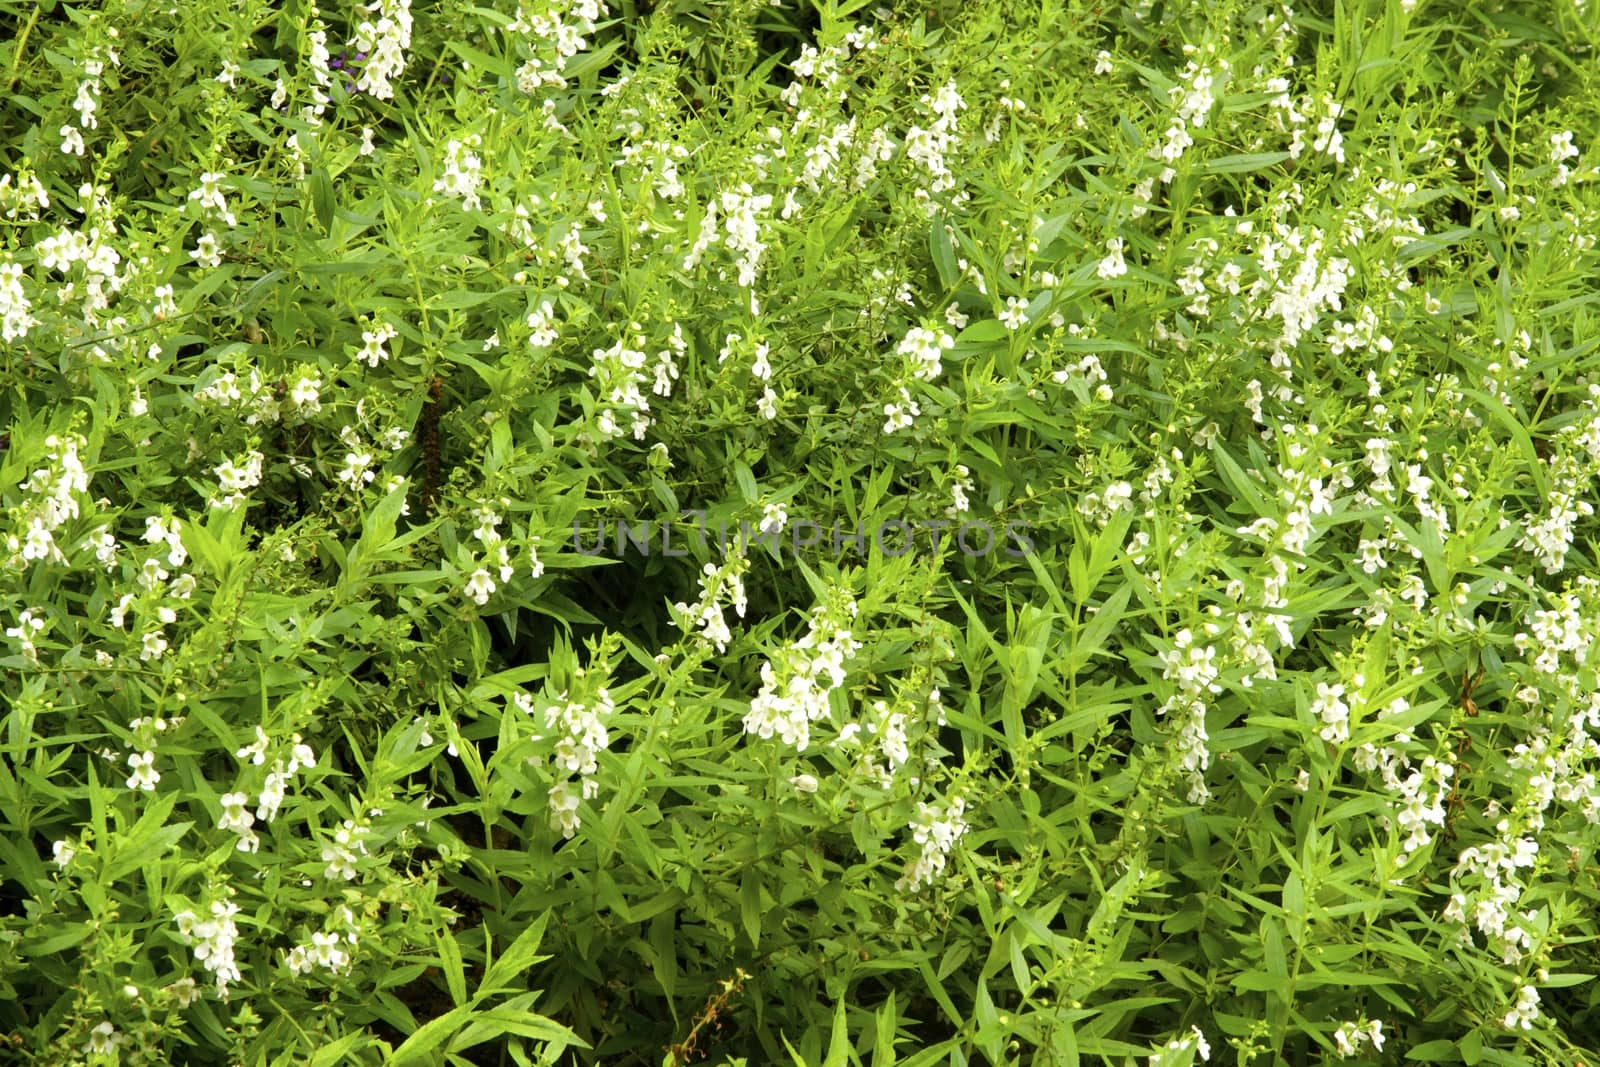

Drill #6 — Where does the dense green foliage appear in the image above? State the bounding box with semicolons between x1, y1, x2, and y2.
4;0;1600;1063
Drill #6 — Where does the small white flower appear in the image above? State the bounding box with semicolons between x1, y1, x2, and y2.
140;630;169;661
999;296;1030;331
464;568;496;606
126;750;159;791
190;232;223;269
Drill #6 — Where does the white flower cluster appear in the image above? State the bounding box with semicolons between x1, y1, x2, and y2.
321;814;373;881
284;904;360;977
226;728;318;850
1148;55;1227;181
1052;351;1113;402
193;363;322;427
173;893;243;998
212;448;265;508
1157;628;1223;803
1273;89;1347;165
653;323;685;398
587;331;653;440
1549;130;1582;187
618;138;690;202
1311;680;1350;744
0;169;51;222
433;134;485;212
538;686;613;838
896;324;954;382
894;794;969;894
1331;1019;1384;1058
33;217;124;323
683;184;774;295
6;433;91;574
350;0;414;100
1515;386;1600;573
5;609;47;664
462;502;519;607
903;79;967;210
743;586;862;752
671;556;749;654
834;695;915;788
1504;983;1541;1030
58;44;117;157
0;259;34;341
506;0;606;93
188;170;237;229
1252;225;1352;357
526;298;560;348
1346;687;1455;857
1077;480;1133;528
780;26;878;111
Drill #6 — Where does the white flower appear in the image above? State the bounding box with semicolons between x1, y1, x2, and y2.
895;795;969;893
52;840;76;868
140;630;169;661
1094;50;1114;75
236;725;269;766
355;323;397;367
1097;236;1128;279
789;773;819;793
464;568;496;605
126;750;159;791
897;324;955;379
337;450;376;489
1313;681;1351;744
1504;984;1539;1029
999;296;1030;331
883;386;920;434
82;1021;123;1056
289;374;321;416
190;232;223;269
258;767;288;823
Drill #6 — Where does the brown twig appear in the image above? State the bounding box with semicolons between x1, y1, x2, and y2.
665;967;751;1066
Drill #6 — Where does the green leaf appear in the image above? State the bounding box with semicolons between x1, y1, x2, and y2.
480;911;552;995
437;929;468;1009
1404;1039;1461;1061
390;1003;474;1065
310;168;335;233
822;997;850;1067
648;911;677;1008
1201;151;1292;173
740;868;763;950
956;319;1009;345
930;221;959;289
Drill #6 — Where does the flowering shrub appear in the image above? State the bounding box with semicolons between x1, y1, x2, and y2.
3;0;1600;1063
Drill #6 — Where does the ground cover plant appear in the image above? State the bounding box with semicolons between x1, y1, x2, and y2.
4;0;1600;1063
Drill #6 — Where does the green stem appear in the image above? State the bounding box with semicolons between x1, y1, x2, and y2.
3;6;41;96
